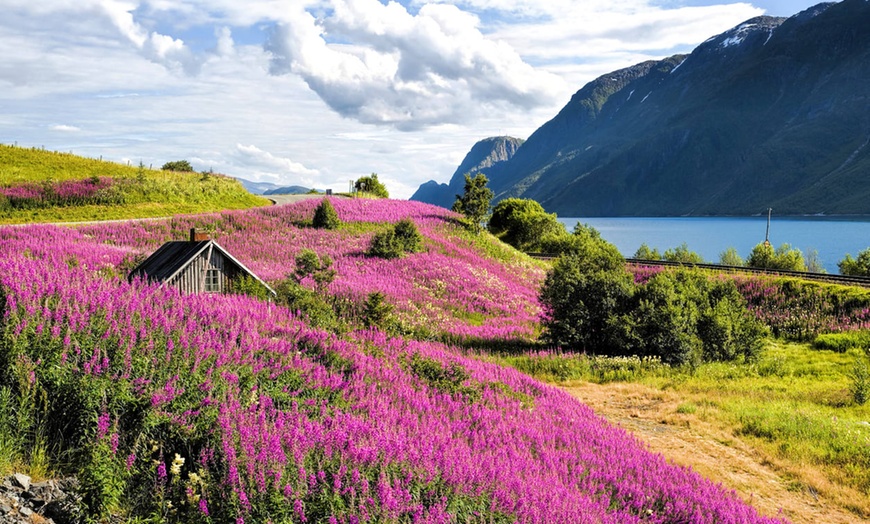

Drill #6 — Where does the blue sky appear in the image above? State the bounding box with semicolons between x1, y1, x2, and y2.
0;0;836;197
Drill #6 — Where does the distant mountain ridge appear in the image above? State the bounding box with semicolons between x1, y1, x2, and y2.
413;0;870;216
410;136;523;208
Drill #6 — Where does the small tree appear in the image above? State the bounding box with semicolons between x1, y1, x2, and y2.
488;198;564;252
312;198;341;229
393;218;423;253
718;247;744;266
838;247;870;276
452;173;493;234
354;173;389;198
539;230;633;352
747;242;806;271
363;291;394;330
161;160;194;172
294;249;336;292
663;243;704;264
633;243;662;260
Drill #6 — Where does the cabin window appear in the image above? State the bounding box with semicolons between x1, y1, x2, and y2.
205;269;221;292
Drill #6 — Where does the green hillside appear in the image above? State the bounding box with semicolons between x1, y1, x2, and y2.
0;144;269;223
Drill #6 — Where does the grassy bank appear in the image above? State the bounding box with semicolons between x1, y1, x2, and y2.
0;144;269;223
500;341;870;517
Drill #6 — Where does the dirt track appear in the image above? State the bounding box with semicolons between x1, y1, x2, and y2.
561;382;863;524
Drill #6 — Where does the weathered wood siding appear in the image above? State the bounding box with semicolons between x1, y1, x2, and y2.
168;248;239;294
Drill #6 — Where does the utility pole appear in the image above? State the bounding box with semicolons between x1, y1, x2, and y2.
763;208;772;247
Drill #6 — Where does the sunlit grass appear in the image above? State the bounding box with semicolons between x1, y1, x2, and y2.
500;340;870;515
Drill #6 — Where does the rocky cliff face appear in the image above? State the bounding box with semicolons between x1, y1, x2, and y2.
417;0;870;216
410;136;523;208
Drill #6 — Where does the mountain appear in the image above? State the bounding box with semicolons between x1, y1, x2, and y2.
263;185;314;195
410;136;523;208
235;178;283;194
419;0;870;216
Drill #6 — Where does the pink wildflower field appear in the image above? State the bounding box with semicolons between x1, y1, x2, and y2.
0;198;787;523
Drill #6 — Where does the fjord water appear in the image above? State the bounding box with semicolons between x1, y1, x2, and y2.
559;216;870;274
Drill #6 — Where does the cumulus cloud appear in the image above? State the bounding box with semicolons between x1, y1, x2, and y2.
234;144;320;182
266;0;567;130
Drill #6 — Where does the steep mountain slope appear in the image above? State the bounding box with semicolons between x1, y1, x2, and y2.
410;136;523;208
424;0;870;216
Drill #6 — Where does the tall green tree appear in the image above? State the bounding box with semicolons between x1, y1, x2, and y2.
354;173;389;198
452;173;493;234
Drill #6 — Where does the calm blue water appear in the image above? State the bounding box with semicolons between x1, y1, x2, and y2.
558;217;870;274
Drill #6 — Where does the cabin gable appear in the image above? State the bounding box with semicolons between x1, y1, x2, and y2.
129;229;276;297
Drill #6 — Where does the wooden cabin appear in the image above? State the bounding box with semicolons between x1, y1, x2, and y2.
129;229;276;297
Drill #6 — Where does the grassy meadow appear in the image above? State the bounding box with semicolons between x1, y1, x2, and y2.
0;144;270;223
501;340;870;517
2;146;869;521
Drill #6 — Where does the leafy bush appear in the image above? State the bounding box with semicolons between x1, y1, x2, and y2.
353;173;389;198
633;243;661;260
393;218;422;253
663;243;704;264
229;274;272;300
539;231;634;353
719;247;744;266
363;292;393;330
813;330;870;353
368;229;403;259
294;249;336;290
160;160;194;172
312;198;341;229
488;198;564;252
368;219;423;259
838;247;870;276
747;242;806;271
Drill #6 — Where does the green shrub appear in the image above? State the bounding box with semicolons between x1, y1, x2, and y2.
747;242;806;271
160;160;194;172
294;249;336;291
663;243;704;264
312;198;341;229
353;173;389;198
393;218;422;253
813;331;870;353
363;291;393;330
633;243;661;260
488;198;564;252
632;270;765;365
368;219;422;259
838;247;870;276
368;230;403;259
539;230;634;353
719;247;744;266
229;274;272;300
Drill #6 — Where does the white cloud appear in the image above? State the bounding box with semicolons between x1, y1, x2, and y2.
265;0;566;130
0;0;812;199
50;124;81;132
234;144;320;178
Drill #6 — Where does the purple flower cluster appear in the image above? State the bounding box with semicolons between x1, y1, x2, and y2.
77;198;544;342
0;199;789;523
0;177;115;208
